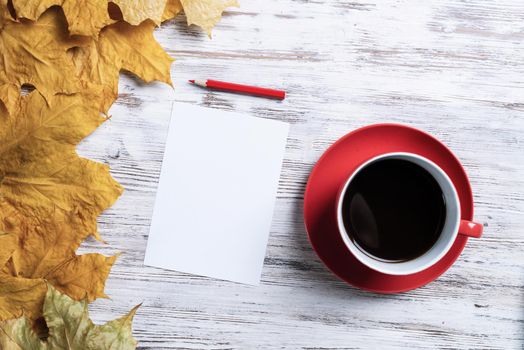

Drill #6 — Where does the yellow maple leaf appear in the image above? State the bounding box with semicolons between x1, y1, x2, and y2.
0;91;122;217
0;90;122;318
12;0;114;37
161;0;239;35
12;0;238;37
0;232;47;321
45;253;118;301
162;0;183;21
180;0;239;36
13;0;168;35
0;273;47;321
0;6;173;114
112;0;167;25
0;8;83;110
101;20;174;85
2;204;97;278
1;203;117;305
69;19;174;112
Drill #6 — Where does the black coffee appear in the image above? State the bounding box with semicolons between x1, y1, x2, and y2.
342;159;446;262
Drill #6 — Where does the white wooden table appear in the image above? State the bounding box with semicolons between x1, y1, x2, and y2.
77;1;524;348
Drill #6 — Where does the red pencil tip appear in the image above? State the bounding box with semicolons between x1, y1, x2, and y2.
188;80;195;84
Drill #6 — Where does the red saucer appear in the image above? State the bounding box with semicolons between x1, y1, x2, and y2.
304;124;475;293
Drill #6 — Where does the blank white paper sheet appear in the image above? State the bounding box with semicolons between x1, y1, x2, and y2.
144;102;289;285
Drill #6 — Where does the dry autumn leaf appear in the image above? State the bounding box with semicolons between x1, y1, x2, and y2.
1;204;117;303
0;6;173;114
44;253;118;301
12;0;114;37
2;205;98;278
100;20;173;84
0;285;139;349
112;0;167;25
69;19;174;112
0;91;122;219
0;237;48;321
13;0;168;36
0;8;83;111
180;0;239;36
13;0;238;37
0;90;121;318
162;0;183;21
0;273;47;321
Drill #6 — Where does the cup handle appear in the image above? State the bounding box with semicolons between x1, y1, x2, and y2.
459;220;483;238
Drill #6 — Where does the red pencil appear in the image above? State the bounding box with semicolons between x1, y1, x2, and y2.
189;79;286;100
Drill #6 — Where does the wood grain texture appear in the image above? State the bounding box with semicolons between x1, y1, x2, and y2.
75;0;523;348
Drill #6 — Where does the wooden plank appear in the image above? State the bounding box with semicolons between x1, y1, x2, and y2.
76;0;524;348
